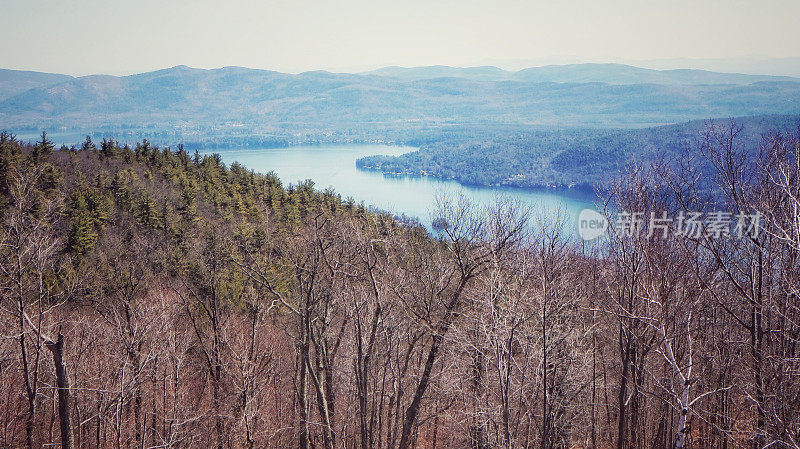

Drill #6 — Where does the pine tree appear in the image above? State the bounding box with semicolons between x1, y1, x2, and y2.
32;131;54;163
66;187;112;255
136;193;161;229
81;135;96;152
67;193;98;255
100;138;117;159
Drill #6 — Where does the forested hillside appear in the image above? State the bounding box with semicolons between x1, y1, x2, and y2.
1;127;799;449
358;114;800;189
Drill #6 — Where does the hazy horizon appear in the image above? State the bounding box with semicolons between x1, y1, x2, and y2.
5;56;800;79
3;0;799;77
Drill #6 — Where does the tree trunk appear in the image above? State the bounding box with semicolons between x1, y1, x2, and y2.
674;380;690;449
616;328;630;449
46;333;74;449
20;320;38;449
298;336;310;449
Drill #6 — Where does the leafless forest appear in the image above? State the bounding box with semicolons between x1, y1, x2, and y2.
1;125;799;449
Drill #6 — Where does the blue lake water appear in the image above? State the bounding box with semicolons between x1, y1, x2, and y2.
207;144;599;233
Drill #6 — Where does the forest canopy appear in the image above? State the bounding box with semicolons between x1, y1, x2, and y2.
0;126;799;449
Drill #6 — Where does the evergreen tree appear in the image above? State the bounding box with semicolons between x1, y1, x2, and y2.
100;138;117;159
81;135;96;152
67;193;98;255
32;131;54;163
66;187;112;255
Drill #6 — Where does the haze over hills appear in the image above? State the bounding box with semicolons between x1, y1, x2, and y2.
0;69;73;101
630;56;800;78
2;63;800;135
363;63;800;84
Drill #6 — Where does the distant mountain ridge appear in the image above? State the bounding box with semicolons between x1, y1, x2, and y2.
362;63;800;84
2;64;800;133
0;69;73;102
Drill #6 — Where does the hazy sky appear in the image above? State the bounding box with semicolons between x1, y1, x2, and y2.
2;0;799;76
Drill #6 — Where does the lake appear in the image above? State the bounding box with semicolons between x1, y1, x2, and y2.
206;144;598;234
15;133;599;234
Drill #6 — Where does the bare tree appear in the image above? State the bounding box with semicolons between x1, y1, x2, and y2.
0;167;75;449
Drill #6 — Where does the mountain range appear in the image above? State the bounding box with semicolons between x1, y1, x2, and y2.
2;64;800;135
363;63;800;84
